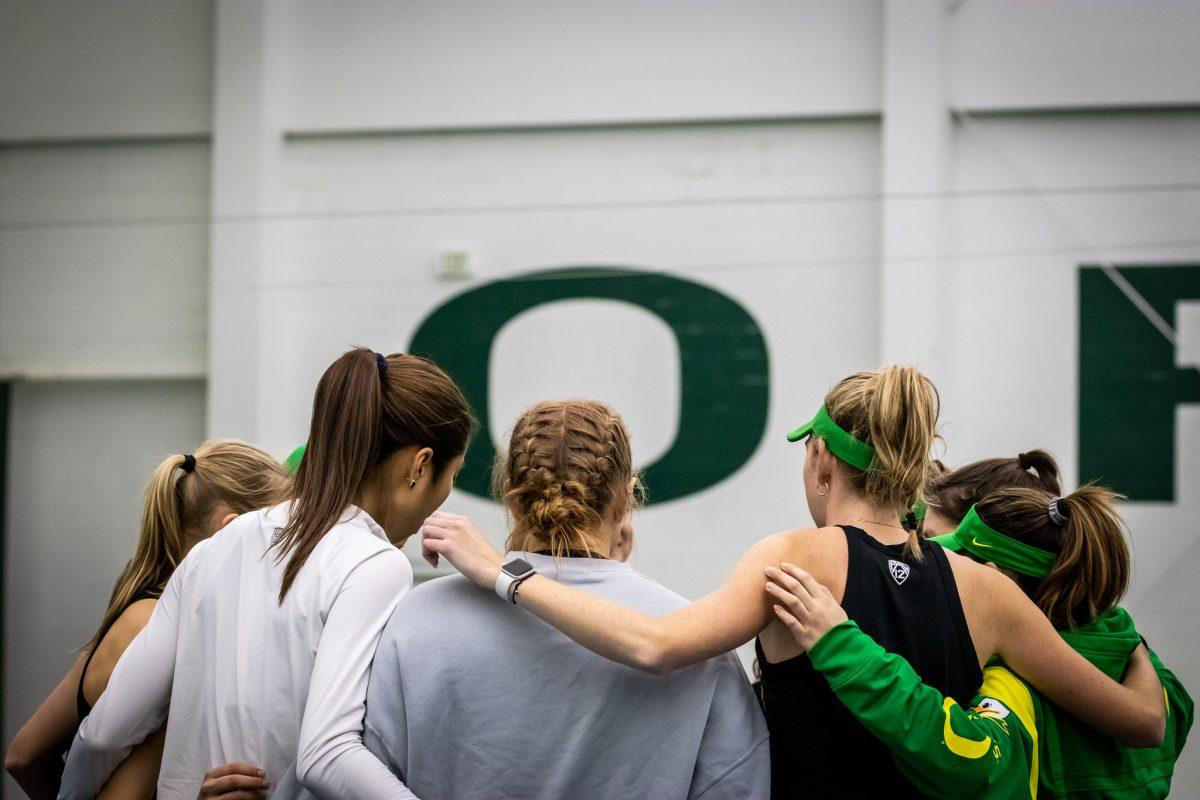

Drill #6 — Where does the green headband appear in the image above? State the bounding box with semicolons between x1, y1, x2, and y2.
786;404;876;471
932;505;1056;578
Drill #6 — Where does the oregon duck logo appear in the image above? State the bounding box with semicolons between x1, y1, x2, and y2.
888;559;910;586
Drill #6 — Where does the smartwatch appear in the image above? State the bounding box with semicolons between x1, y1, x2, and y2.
494;558;537;604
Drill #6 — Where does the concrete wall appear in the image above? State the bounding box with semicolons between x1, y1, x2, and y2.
2;0;1199;795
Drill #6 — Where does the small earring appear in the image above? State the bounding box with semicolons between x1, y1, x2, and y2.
409;479;417;489
816;483;829;497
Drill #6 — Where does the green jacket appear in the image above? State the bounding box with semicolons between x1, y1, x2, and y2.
808;609;1192;799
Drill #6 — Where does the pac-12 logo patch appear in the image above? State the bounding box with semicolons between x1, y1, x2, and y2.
888;559;910;586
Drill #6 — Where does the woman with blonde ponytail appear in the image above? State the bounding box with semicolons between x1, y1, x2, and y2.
769;480;1191;799
58;348;473;800
6;441;288;800
423;366;1168;798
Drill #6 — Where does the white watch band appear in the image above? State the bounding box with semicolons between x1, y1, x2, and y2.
494;569;517;602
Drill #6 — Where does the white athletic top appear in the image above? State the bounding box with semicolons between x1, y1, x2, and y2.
58;503;416;800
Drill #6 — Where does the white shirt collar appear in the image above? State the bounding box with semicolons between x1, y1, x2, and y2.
345;505;390;543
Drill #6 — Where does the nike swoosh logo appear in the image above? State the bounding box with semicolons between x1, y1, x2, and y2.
971;537;994;548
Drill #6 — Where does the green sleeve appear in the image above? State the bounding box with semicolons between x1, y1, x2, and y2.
1148;647;1194;762
807;620;1039;800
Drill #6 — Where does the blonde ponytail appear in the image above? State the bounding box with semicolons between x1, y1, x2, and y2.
86;440;290;650
824;365;940;558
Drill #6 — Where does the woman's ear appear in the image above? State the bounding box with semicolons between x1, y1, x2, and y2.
814;439;836;485
413;446;434;477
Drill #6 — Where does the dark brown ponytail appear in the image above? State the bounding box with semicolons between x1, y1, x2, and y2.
928;448;1062;526
976;484;1129;629
273;348;473;601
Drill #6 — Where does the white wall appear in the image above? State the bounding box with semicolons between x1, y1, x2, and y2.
949;0;1200;110
278;0;882;132
0;142;211;378
0;0;212;141
3;0;1200;795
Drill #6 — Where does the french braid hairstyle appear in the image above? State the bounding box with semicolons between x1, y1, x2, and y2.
496;400;642;556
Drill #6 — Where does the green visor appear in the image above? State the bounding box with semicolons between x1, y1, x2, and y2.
932;505;1056;578
283;443;306;475
786;404;875;471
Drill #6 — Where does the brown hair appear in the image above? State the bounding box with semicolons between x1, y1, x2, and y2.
274;348;473;601
928;450;1061;527
821;365;940;558
496;401;639;557
88;440;289;650
976;484;1129;630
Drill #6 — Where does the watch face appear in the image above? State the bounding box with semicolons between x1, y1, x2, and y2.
503;558;535;578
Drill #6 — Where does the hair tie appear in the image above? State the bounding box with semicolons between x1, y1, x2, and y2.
375;352;388;382
1048;496;1068;526
1018;452;1033;471
181;454;196;474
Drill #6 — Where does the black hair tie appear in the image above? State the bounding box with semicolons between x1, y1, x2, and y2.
181;454;196;473
1017;452;1033;471
375;352;388;382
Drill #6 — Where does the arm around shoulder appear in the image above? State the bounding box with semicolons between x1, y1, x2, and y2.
988;571;1164;748
518;532;794;675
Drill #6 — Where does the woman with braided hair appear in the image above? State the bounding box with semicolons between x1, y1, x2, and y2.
363;400;770;800
423;366;1168;798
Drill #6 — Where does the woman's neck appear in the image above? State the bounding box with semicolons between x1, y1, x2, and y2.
513;527;615;559
823;494;908;545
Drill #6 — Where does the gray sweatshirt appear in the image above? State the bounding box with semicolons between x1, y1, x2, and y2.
364;552;770;800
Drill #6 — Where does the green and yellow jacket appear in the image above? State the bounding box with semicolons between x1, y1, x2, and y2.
808;608;1192;799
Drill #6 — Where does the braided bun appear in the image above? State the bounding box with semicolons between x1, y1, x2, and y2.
496;401;638;556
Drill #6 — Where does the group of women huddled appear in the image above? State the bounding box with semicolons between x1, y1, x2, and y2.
3;347;1192;799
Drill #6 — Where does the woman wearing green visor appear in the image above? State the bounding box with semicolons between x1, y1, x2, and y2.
421;366;1168;798
770;483;1192;799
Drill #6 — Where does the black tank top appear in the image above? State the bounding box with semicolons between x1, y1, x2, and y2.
77;589;160;720
756;526;981;798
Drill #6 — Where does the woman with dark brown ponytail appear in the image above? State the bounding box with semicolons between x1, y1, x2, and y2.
58;348;473;800
920;449;1062;536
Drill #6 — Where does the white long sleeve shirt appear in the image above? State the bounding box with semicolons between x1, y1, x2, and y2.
58;504;417;800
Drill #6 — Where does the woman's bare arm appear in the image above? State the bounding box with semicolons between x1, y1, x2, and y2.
986;571;1165;747
422;511;791;672
97;726;166;800
4;651;88;799
84;600;163;799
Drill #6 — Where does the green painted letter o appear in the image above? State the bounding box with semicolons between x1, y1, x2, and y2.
409;266;770;505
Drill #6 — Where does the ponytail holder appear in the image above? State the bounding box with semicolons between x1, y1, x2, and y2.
1018;452;1033;470
374;352;388;382
181;454;196;474
1048;496;1068;527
